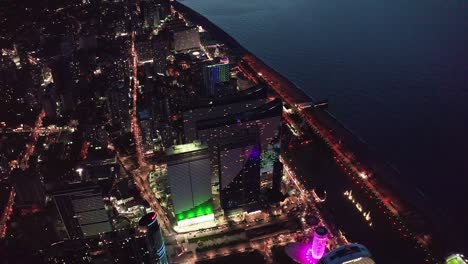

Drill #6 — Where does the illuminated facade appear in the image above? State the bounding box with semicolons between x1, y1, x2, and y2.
317;244;375;264
203;63;231;96
142;0;162;29
311;226;328;260
177;212;215;228
138;213;169;264
182;85;267;143
197;99;282;175
446;254;468;264
166;142;213;222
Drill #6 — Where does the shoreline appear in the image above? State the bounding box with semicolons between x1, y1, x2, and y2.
173;1;445;259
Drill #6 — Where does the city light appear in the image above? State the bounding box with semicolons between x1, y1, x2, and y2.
177;213;215;228
75;167;84;176
0;2;449;263
359;172;368;179
344;190;373;226
176;203;213;221
311;227;328;259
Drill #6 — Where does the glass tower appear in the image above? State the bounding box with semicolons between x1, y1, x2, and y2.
311;226;328;260
138;213;169;264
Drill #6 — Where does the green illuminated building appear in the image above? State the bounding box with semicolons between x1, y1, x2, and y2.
166;142;213;222
446;254;468;264
176;200;213;221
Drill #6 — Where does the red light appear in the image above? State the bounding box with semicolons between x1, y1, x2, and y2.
151;213;157;220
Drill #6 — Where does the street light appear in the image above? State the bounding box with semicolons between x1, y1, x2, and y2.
75;167;83;177
359;172;368;179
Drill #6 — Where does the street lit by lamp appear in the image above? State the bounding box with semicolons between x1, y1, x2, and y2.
76;167;84;177
359;172;368;179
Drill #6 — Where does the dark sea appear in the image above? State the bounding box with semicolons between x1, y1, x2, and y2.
183;0;468;253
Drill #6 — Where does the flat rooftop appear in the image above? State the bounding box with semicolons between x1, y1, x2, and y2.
166;141;208;156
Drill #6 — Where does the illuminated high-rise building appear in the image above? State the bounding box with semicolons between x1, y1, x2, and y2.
166;142;214;225
216;134;261;211
311;226;328;260
203;63;231;96
138;212;169;264
317;244;375;264
142;0;162;29
197;99;282;175
182;85;267;143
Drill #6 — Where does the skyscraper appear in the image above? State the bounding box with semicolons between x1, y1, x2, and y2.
311;226;328;260
52;183;112;239
182;85;267;143
216;134;261;210
142;0;161;29
202;63;231;97
197;99;282;175
272;161;283;193
138;213;169;264
166;142;214;224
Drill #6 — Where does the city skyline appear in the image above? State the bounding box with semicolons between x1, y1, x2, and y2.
0;0;466;263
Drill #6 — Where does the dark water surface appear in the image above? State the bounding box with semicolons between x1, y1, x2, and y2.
183;0;468;253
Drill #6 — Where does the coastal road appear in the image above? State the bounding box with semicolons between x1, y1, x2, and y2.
282;131;431;263
239;54;436;262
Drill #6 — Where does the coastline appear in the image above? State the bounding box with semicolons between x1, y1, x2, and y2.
173;1;445;259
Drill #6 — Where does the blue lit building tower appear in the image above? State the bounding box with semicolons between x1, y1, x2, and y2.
138;212;169;264
203;63;231;96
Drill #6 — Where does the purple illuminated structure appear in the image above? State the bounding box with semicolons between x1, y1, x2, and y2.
311;226;328;259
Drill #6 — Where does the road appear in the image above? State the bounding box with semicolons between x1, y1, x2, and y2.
130;32;145;166
239;54;437;262
282;129;433;263
0;186;15;238
19;110;45;170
